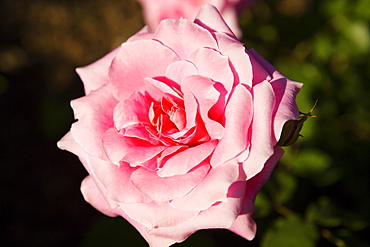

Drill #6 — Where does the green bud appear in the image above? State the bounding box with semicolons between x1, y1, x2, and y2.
277;100;317;147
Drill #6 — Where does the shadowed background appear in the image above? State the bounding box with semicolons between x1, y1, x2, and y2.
1;0;369;246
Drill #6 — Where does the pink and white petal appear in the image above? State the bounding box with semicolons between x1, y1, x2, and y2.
85;155;151;204
109;39;179;100
181;75;224;140
131;161;210;202
102;128;166;165
271;78;302;142
214;32;253;87
70;84;118;159
170;161;239;211
118;201;199;230
242;80;276;179
153;18;218;60
76;47;120;95
157;140;217;177
211;84;253;167
194;4;236;38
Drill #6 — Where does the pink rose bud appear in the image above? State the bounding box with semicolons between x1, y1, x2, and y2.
137;0;254;38
58;5;302;247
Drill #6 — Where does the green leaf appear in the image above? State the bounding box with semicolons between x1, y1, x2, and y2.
262;214;319;247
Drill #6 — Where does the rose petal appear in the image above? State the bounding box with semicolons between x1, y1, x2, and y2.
76;47;119;95
211;84;253;167
229;146;284;239
242;80;275;179
85;155;151;204
158;140;217;177
70;84;118;159
113;91;152;131
151;180;246;242
215;32;253;87
187;47;233;120
81;176;176;247
153;18;218;60
119;201;199;230
131;161;210;202
271;78;303;142
170;161;239;211
109;39;180;100
181;75;224;140
102;128;166;165
80;176;118;217
165;60;198;87
194;4;236;38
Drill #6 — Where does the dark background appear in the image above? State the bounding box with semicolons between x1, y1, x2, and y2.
1;0;369;246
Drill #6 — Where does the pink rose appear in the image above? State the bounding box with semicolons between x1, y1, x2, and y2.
58;5;302;247
137;0;253;38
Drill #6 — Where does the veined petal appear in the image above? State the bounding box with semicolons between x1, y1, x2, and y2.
118;201;199;230
153;18;218;60
194;4;236;39
215;32;253;87
158;140;217;177
102;128;166;166
70;84;118;160
76;47;119;95
211;84;253;167
242;80;276;179
271;78;303;142
131;161;210;202
85;155;151;204
170;161;239;211
109;39;179;100
181;75;224;140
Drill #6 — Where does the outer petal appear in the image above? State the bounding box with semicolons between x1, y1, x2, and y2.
194;4;236;39
242;80;275;179
109;39;180;100
170;161;239;211
229;146;285;240
76;47;120;95
215;32;253;87
153;18;218;60
131;161;210;202
70;84;118;159
118;201;199;230
271;78;302;142
85;155;151;204
81;176;177;247
150;180;246;243
81;176;118;217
